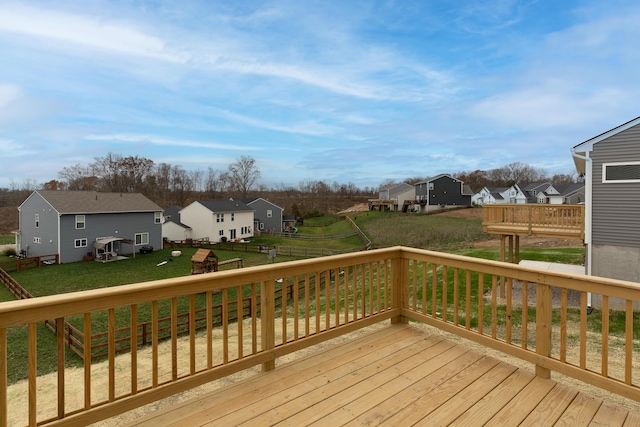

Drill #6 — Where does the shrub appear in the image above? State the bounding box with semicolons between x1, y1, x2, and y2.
2;247;17;257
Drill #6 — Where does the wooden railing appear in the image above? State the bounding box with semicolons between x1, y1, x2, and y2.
1;246;640;426
483;204;585;239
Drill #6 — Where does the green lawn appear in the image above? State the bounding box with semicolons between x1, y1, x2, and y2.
0;235;14;245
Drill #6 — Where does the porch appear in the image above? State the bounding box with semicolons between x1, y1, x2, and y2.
482;204;585;263
2;246;640;426
125;324;640;426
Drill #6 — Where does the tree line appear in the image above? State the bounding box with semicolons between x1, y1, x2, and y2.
0;155;580;215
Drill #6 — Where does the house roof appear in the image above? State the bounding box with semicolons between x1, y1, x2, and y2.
30;191;162;214
240;197;284;211
414;174;461;185
196;199;254;213
191;248;218;263
163;206;190;229
572;116;640;174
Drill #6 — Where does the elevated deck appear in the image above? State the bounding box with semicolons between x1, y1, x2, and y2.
482;204;585;264
3;246;640;426
126;324;639;426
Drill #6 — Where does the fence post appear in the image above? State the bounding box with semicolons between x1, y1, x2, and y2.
261;280;276;372
535;282;552;379
391;252;409;324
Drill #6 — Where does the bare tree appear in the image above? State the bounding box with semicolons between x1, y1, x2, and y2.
58;164;98;190
228;156;260;198
487;162;547;187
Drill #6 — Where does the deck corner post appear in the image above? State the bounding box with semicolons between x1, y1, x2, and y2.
535;282;553;379
260;280;276;372
391;255;409;324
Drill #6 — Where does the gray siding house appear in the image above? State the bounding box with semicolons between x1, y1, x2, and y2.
242;198;284;233
414;174;472;212
572;116;640;307
17;191;163;263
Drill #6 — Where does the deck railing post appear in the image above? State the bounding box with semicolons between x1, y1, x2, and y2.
261;279;276;371
391;253;409;324
535;282;552;379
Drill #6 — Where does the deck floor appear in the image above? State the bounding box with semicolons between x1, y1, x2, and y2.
125;324;640;426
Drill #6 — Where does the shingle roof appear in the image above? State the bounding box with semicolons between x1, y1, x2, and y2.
197;199;254;213
34;191;162;214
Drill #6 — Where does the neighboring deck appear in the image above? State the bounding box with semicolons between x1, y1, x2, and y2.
482;204;585;240
126;324;640;427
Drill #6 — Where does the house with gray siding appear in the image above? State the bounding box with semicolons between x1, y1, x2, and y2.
414;174;472;212
241;198;284;233
572;116;640;308
17;191;163;263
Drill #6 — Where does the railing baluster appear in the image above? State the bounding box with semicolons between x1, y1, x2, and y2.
56;317;65;419
189;295;196;372
602;295;609;377
491;275;497;339
28;322;36;426
477;273;484;335
238;285;244;357
152;300;158;388
131;304;138;394
506;277;512;344
522;280;528;349
453;268;459;326
222;289;228;363
431;263;437;317
84;313;91;409
626;300;633;385
108;308;116;401
465;270;471;329
580;292;587;369
206;291;213;369
0;327;6;427
560;288;567;362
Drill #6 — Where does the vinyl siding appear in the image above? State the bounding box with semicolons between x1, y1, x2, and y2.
591;124;640;248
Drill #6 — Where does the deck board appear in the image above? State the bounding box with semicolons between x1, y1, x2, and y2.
123;324;639;427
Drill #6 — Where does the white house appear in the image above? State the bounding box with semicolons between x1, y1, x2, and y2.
162;206;192;242
180;199;254;243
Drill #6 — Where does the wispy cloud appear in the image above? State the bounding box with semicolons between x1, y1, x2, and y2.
85;134;262;151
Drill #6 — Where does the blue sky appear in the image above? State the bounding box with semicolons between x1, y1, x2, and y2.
1;0;639;190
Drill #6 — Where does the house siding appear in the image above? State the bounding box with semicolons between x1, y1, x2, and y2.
247;199;283;233
416;176;471;206
590;124;640;249
58;212;162;263
180;201;254;242
18;193;59;258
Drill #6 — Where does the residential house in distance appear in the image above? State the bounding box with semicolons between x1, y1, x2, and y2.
572;116;640;307
473;185;528;205
473;182;584;205
414;174;473;212
162;206;192;242
241;198;284;233
180;199;254;243
369;182;415;211
17;191;163;263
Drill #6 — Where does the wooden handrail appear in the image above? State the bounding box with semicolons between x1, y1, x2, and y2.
482;204;585;239
2;246;640;426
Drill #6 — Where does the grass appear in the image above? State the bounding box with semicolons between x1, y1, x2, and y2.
352;210;492;250
0;234;14;245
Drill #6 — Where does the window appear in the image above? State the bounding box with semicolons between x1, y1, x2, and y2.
260;223;265;230
231;213;235;221
135;233;149;245
216;213;224;223
76;215;85;229
428;183;434;190
219;229;224;236
267;210;273;218
74;238;87;248
603;162;640;183
35;214;39;228
154;212;161;224
33;237;41;244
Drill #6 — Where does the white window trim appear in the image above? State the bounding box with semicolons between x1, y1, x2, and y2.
76;214;86;230
154;212;161;224
267;210;273;218
75;238;88;248
602;161;640;183
135;232;149;245
35;214;39;228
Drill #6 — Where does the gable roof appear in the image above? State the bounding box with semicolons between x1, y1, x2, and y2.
415;174;461;185
196;199;254;213
240;197;284;211
572;116;640;174
163;206;190;229
29;191;162;214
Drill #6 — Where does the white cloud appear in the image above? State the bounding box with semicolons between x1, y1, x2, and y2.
84;133;262;151
0;4;186;62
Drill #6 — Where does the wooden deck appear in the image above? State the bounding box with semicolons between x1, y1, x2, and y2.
125;324;640;427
